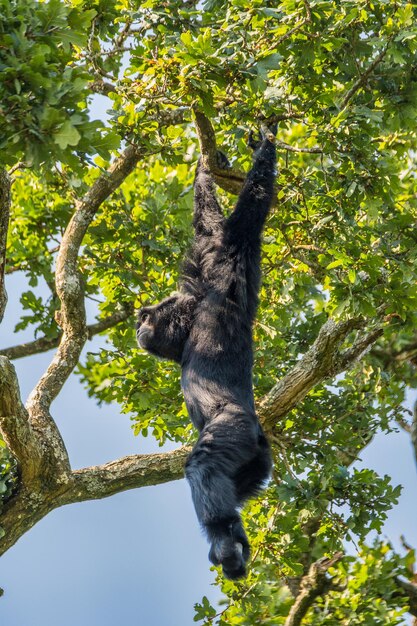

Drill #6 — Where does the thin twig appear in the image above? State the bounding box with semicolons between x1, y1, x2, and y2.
339;41;391;110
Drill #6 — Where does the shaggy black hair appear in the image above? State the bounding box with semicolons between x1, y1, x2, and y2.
137;134;276;579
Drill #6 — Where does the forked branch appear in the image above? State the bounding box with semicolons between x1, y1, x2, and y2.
284;553;343;626
260;318;384;430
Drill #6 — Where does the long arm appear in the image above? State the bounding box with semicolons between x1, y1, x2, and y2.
192;155;226;238
180;155;227;296
225;137;276;245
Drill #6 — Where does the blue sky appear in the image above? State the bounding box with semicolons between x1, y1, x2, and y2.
0;273;220;626
2;273;417;625
1;233;417;625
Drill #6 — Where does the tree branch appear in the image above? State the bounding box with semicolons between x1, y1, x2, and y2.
275;140;323;154
259;318;384;431
0;169;11;323
0;444;190;556
0;357;42;481
193;109;247;194
65;446;190;505
0;304;134;360
284;553;343;626
27;144;146;419
21;145;148;478
339;40;391;110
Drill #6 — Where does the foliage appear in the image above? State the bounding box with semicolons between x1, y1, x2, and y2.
2;0;417;623
0;0;119;167
0;439;18;537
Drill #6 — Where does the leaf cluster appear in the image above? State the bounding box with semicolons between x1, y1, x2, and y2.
0;0;119;167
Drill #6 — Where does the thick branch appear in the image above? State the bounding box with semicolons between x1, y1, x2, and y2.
0;169;11;323
259;318;384;430
193;109;247;194
21;145;147;478
27;144;145;420
0;305;134;360
285;553;343;626
0;357;42;480
0;445;190;556
65;446;190;505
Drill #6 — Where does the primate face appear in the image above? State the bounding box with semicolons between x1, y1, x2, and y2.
136;294;196;362
136;298;174;354
136;307;155;349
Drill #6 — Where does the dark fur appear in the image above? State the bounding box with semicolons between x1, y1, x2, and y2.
137;136;276;579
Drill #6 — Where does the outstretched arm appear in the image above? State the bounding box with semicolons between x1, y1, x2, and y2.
193;152;228;237
225;135;276;245
180;153;228;296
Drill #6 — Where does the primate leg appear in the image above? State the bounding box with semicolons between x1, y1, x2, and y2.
185;414;259;580
234;429;272;505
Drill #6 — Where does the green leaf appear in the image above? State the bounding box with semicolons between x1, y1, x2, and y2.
54;121;81;149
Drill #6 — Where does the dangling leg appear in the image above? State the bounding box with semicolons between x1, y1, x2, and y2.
185;412;259;580
234;427;272;505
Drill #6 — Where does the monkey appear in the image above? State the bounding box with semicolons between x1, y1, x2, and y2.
137;128;276;579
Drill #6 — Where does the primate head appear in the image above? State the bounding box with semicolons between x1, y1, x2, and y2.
137;293;196;363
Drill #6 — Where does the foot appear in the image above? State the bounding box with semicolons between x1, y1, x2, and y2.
208;520;250;580
209;539;247;580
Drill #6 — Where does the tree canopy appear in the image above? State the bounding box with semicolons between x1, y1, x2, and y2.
1;0;417;623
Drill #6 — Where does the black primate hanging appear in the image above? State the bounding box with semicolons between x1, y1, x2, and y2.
137;128;276;579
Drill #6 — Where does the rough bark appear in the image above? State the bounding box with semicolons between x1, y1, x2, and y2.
0;446;188;557
0;169;11;323
260;318;383;430
28;144;146;414
67;447;189;504
0;357;42;483
284;553;343;626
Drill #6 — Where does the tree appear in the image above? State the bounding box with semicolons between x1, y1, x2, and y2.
1;0;417;622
